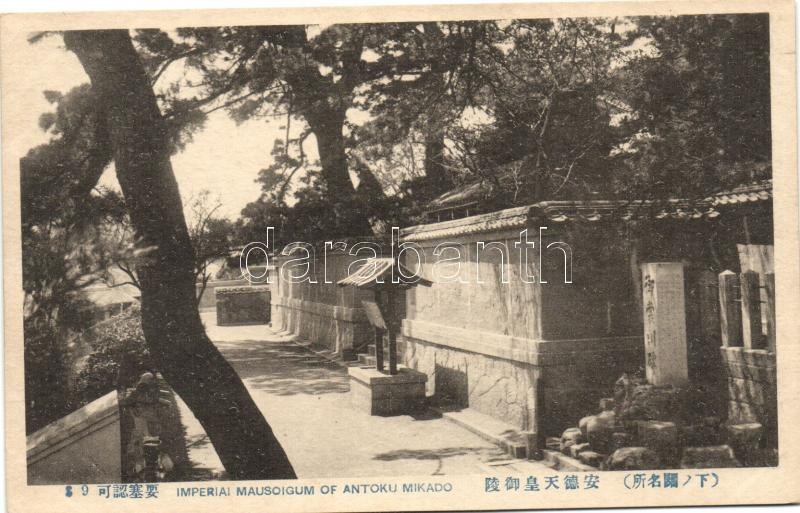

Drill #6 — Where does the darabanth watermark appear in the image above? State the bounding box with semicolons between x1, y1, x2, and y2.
239;226;572;285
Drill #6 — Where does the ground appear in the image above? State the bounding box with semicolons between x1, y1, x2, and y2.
175;311;549;479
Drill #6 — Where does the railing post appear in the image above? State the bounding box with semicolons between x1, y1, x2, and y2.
699;270;721;343
387;290;398;375
375;328;385;372
718;270;742;347
764;272;776;353
740;270;765;349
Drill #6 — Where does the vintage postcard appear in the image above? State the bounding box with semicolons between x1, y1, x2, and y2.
1;0;798;511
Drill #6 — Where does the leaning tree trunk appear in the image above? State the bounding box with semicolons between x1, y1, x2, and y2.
63;29;296;480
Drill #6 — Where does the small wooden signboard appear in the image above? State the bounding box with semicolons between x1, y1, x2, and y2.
361;298;387;330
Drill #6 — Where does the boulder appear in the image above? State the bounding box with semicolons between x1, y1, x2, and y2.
638;420;679;467
599;397;615;412
726;423;763;466
680;423;720;447
613;373;634;410
569;442;591;459
617;384;683;422
605;447;661;470
578;415;594;437
545;437;561;452
560;428;585;454
586;411;616;454
578;451;604;468
611;432;635;452
622;419;642;436
727;423;762;446
680;445;740;469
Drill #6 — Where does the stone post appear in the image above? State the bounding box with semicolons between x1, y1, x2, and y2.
641;263;689;386
764;272;776;353
699;270;721;345
740;271;765;350
718;271;743;347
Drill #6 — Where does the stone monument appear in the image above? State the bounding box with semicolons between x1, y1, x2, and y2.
641;262;689;386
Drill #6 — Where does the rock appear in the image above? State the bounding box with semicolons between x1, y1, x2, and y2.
599;397;615;412
638;420;679;467
623;419;641;436
578;451;604;468
586;411;616;454
569;442;591;459
613;423;628;433
611;432;635;452
606;447;661;470
727;423;762;445
545;437;561;452
680;423;719;447
613;373;634;412
727;423;763;466
560;428;585;454
617;384;683;422
521;430;541;460
680;445;740;469
578;415;594;437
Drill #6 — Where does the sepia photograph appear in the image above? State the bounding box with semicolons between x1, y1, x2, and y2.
1;1;798;511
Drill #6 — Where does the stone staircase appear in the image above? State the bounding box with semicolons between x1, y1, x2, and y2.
356;342;388;367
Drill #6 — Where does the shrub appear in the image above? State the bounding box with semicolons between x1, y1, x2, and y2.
24;322;78;433
74;303;154;405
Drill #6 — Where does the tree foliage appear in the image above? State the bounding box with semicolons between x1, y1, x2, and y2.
21;84;132;433
132;15;770;242
612;14;771;200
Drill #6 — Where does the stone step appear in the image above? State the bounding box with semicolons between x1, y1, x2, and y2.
358;354;377;367
366;344;389;357
431;406;532;460
541;450;598;471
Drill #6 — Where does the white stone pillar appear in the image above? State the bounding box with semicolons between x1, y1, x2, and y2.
641;262;689;386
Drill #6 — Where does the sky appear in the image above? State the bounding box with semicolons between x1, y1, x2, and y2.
17;33;298;220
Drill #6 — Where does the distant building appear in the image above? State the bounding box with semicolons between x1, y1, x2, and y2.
76;267;140;324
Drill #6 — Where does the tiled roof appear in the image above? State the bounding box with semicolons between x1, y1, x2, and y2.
403;206;531;242
708;180;772;206
405;180;772;242
531;199;720;223
337;258;433;288
79;284;139;307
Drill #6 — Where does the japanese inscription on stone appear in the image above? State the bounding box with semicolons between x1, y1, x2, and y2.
641;263;689;386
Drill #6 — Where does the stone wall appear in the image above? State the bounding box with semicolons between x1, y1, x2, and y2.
28;375;191;484
267;207;646;435
196;278;250;310
27;391;121;484
399;327;641;434
400;210;643;435
270;250;374;358
216;285;271;326
721;347;777;446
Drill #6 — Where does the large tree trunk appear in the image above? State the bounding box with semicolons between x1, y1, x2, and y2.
307;109;353;199
421;24;452;198
306;107;373;237
424;128;450;196
64;29;296;480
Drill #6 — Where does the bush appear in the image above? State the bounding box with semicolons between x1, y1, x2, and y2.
74;303;154;405
24;323;78;434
